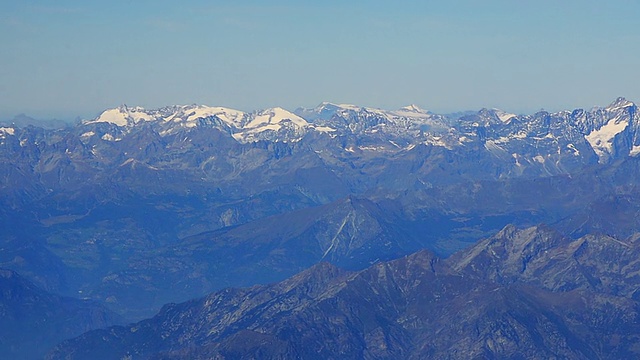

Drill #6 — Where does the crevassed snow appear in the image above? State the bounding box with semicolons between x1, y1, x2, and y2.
585;117;629;159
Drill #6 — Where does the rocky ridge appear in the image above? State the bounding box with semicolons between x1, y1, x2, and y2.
48;225;640;359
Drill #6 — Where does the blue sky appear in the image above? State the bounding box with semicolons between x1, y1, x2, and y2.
1;0;639;120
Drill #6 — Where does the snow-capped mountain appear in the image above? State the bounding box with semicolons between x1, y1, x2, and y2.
5;96;640;334
295;102;451;137
232;107;310;143
84;104;308;142
574;97;640;162
81;98;640;168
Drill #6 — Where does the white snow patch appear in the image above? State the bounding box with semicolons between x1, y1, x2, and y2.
101;133;115;141
513;132;528;139
89;109;128;126
493;109;517;122
512;153;522;167
399;104;427;113
533;155;545;163
392;104;431;119
129;107;153;122
567;143;580;156
253;123;282;132
484;140;506;155
630;145;640;157
120;158;135;166
607;99;634;111
245;107;308;129
182;106;246;127
312;126;336;133
493;136;511;144
336;103;361;111
81;131;95;138
86;106;155;126
119;158;158;170
0;127;15;136
423;137;450;148
359;145;386;151
585;117;629;160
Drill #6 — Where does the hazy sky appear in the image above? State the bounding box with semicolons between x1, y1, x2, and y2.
1;0;639;120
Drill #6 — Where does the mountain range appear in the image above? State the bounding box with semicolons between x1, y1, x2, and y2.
2;97;640;357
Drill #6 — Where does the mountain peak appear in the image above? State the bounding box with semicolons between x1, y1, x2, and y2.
607;97;635;110
251;107;308;127
399;104;427;113
314;102;362;112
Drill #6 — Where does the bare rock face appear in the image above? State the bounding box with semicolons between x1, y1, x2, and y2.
48;226;640;359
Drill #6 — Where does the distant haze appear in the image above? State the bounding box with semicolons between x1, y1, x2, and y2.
1;0;639;120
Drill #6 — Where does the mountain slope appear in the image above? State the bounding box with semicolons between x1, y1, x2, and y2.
0;268;122;359
85;196;431;318
48;225;640;359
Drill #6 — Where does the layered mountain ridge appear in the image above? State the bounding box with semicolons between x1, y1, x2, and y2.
2;97;640;320
4;98;640;358
71;97;640;166
48;224;640;359
0;268;122;359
